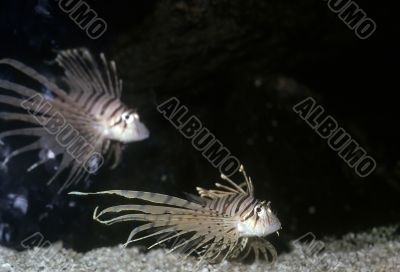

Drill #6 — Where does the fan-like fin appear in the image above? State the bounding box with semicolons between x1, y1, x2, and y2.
0;59;71;102
0;128;48;140
94;204;206;218
235;237;277;263
69;190;203;210
55;48;120;98
0;79;43;98
0;112;49;126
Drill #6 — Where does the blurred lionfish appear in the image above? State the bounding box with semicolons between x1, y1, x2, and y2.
0;48;149;192
70;165;281;265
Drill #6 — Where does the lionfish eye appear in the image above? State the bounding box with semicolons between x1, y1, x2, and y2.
255;206;262;214
121;112;134;123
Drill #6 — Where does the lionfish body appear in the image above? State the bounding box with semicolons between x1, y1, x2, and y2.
70;166;281;265
0;49;149;191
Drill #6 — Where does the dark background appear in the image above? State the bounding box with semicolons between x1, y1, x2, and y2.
0;0;398;253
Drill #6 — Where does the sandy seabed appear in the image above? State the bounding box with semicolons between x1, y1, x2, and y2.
0;226;399;272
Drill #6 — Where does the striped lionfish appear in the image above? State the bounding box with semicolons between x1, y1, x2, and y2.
70;165;281;265
0;48;149;192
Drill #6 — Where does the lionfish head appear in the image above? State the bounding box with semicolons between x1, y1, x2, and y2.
106;108;149;143
238;200;281;238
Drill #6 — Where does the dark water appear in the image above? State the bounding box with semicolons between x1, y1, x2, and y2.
0;0;398;253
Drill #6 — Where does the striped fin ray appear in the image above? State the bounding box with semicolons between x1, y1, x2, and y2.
94;204;209;218
57;49;106;96
0;106;102;192
0;83;55;112
100;52;122;98
0;127;48;140
136;214;236;261
126;221;225;252
69;190;203;209
0;66;100;129
0;111;47;126
55;48;121;99
235;237;277;264
0;78;97;127
127;222;206;246
0;79;46;99
196;164;255;200
55;49;97;96
0;124;83;192
0;91;54;126
0;59;72;102
93;211;227;227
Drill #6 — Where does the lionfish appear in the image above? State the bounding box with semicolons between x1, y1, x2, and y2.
69;165;281;265
0;48;149;192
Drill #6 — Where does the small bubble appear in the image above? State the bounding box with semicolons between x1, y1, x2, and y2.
254;78;263;88
0;224;13;243
38;148;56;161
84;153;104;174
308;206;316;215
0;143;10;163
41;86;54;100
46;149;55;159
246;138;255;145
8;194;29;214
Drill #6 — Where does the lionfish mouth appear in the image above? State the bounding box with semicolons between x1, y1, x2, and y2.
265;222;281;236
120;122;149;143
134;123;150;141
